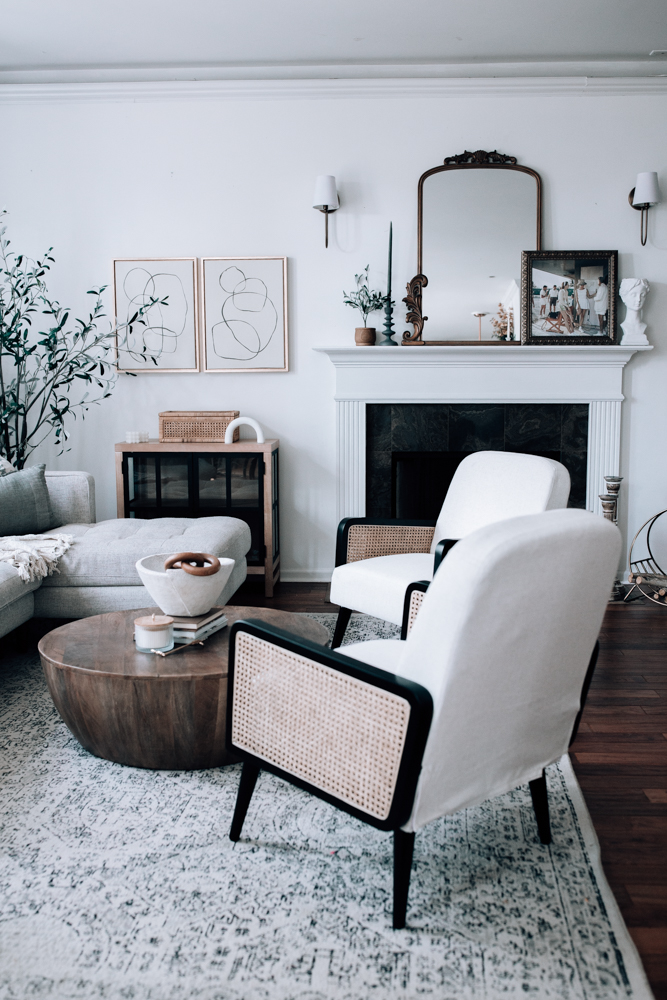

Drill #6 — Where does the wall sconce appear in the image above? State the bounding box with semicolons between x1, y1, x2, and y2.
628;172;661;246
312;175;340;248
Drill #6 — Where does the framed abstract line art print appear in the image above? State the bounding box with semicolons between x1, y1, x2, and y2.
114;258;199;372
521;250;618;345
201;257;288;373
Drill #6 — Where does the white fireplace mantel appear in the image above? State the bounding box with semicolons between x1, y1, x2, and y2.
314;344;651;519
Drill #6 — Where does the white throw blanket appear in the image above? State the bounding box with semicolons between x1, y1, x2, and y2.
0;533;74;583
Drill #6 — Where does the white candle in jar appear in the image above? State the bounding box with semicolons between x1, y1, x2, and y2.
134;613;174;652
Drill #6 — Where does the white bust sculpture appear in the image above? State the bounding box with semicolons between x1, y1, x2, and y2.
620;278;650;346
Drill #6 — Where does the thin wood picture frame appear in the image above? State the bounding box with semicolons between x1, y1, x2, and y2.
201;257;289;373
113;258;200;373
521;250;618;345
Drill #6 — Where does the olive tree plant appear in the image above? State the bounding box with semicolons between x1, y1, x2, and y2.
0;213;165;469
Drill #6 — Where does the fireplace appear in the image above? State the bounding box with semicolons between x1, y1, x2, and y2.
314;343;649;523
367;403;588;518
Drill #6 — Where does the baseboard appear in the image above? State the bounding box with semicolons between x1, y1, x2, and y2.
279;569;333;584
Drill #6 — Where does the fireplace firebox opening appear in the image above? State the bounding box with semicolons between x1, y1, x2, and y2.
367;404;588;519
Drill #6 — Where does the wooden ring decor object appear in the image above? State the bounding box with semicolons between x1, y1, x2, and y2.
164;552;221;577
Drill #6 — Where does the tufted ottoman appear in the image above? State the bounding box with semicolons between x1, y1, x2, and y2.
34;516;251;618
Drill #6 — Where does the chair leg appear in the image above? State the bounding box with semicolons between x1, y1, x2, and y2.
229;762;260;842
331;607;352;649
393;830;415;929
529;770;552;845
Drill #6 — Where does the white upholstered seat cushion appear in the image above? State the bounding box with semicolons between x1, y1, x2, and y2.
39;516;251;588
330;553;433;627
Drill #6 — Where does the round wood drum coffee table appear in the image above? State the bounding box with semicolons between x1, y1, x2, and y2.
38;607;329;770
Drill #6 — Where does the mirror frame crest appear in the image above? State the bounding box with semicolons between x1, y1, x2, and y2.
403;150;542;345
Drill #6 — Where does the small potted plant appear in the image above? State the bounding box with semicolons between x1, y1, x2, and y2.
343;266;386;345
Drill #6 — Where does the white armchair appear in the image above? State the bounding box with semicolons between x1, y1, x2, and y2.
226;509;620;928
329;450;571;647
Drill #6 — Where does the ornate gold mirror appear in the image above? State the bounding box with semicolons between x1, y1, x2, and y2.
403;150;541;345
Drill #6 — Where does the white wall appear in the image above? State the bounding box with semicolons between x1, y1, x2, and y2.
1;83;665;578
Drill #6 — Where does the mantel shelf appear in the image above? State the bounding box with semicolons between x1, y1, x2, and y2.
314;344;650;404
315;344;652;363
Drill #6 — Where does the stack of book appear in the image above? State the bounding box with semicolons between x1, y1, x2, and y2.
171;607;228;643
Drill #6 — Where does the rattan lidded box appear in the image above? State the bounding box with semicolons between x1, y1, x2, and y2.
158;411;240;443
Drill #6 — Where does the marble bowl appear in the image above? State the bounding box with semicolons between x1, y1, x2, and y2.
136;554;235;616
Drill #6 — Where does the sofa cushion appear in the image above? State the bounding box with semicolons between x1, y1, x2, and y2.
0;561;41;611
0;464;54;535
39;516;252;588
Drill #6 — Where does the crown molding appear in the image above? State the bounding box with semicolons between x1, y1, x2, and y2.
0;76;666;104
0;56;666;85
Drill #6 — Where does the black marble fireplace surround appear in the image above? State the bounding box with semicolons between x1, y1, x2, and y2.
366;403;588;519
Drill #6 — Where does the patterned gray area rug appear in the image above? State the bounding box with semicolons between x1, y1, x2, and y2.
0;613;653;1000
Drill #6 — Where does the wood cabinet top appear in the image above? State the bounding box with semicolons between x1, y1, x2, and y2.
115;439;279;453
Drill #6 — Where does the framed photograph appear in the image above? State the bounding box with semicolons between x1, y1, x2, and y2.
201;257;288;373
521;251;618;345
114;258;199;372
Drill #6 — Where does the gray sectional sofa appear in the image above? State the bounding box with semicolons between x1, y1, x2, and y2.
1;470;251;639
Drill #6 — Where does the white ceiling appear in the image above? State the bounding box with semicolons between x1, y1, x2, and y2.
1;0;666;83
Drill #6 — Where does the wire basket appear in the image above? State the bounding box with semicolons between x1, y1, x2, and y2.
625;508;667;606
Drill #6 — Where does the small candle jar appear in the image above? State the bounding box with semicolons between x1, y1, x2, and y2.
134;613;174;653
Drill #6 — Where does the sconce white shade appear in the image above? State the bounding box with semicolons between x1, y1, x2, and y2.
632;172;661;206
313;174;338;210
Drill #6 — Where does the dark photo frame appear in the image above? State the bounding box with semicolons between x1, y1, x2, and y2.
521;251;618;345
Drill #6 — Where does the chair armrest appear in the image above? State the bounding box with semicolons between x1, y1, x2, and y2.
433;538;458;574
399;541;458;639
227;619;433;831
401;581;430;640
335;517;437;567
45;471;96;525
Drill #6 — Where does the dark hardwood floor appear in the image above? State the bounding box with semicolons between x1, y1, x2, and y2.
9;582;666;997
235;581;667;999
569;601;667;999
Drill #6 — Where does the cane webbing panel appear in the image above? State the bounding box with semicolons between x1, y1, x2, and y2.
346;524;434;563
232;632;411;821
406;589;425;635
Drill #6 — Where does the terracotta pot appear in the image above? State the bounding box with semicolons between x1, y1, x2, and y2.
355;327;376;346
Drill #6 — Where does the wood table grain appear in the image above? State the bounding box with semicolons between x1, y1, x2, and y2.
38;606;329;771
